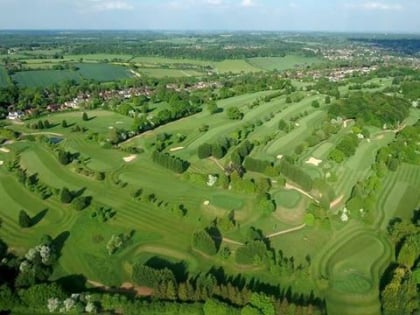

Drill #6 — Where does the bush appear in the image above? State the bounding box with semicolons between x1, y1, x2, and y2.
72;196;91;211
235;240;267;265
60;187;73;203
198;143;212;159
192;230;218;256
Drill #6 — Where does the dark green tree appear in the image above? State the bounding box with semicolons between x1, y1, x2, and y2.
18;210;31;228
60;187;73;203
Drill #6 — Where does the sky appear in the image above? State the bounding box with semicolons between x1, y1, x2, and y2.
0;0;419;33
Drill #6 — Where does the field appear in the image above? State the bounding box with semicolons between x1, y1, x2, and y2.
0;65;10;87
11;64;134;87
12;70;82;87
247;55;323;71
75;63;133;82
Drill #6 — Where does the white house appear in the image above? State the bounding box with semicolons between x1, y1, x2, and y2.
7;111;24;120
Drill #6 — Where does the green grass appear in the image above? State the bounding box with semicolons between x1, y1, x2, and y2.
274;189;302;208
313;224;392;315
247;55;323;71
64;54;134;62
12;70;82;87
0;65;10;87
210;193;244;210
76;63;133;82
137;68;203;78
214;60;261;73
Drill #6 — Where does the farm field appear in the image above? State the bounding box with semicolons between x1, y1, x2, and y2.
75;63;133;82
0;65;10;87
137;67;204;78
247;55;324;71
12;70;82;87
10;63;134;87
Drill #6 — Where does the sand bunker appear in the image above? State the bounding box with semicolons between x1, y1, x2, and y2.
305;157;322;166
203;200;210;206
0;161;3;166
123;154;137;162
276;154;283;160
0;147;10;153
169;146;184;152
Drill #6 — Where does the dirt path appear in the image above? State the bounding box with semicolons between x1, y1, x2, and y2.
330;194;344;209
222;237;244;246
87;280;152;297
284;182;319;203
23;131;64;137
209;156;225;171
266;224;306;238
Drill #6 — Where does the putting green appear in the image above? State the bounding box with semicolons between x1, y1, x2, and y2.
210;193;244;210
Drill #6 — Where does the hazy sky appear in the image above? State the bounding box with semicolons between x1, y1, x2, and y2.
0;0;419;32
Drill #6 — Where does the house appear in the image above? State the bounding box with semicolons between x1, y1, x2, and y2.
7;111;24;120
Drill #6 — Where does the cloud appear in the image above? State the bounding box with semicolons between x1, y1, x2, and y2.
86;0;134;11
241;0;256;7
348;1;403;11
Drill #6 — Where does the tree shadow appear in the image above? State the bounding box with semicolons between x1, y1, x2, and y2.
56;274;87;292
145;256;188;283
73;187;87;198
53;231;70;258
206;226;222;251
87;116;96;121
31;208;48;226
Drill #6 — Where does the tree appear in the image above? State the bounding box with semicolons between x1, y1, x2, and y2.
226;106;243;120
381;267;418;315
60;187;73;203
18;210;31;228
61;120;68;128
0;285;18;312
325;96;331;104
18;282;66;308
311;100;320;108
72;196;91;211
198;143;212;159
82;112;89;121
192;230;218;256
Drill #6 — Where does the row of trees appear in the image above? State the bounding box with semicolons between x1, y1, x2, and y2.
381;214;419;315
151;150;190;173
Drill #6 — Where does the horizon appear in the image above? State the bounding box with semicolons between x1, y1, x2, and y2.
1;0;419;33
